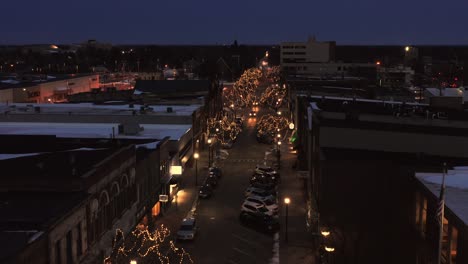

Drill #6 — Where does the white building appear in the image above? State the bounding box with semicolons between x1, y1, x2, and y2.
281;37;376;78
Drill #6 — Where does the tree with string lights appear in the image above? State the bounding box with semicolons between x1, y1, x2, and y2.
105;224;193;264
225;68;263;107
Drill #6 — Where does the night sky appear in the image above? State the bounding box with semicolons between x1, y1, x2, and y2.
2;0;468;45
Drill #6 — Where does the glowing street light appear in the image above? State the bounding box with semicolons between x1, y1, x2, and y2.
321;230;331;237
277;133;281;138
289;123;295;130
325;246;335;252
194;153;199;186
284;197;290;242
277;111;282;115
405;46;410;52
130;260;137;264
207;139;212;167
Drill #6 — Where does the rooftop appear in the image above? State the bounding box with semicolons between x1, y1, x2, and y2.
0;191;87;261
0;73;97;90
306;95;468;130
0;102;202;117
0;122;191;140
416;167;468;226
134;80;212;95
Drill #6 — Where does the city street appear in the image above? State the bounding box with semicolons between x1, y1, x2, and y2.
181;108;278;264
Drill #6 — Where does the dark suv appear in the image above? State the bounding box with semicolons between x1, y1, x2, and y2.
239;211;280;233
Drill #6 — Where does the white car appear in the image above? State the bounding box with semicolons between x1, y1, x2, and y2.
241;201;276;217
176;218;197;240
245;196;278;213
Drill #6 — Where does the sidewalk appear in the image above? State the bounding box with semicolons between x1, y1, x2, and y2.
278;141;318;264
151;150;211;239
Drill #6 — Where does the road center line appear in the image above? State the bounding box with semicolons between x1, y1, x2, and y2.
232;247;254;258
232;234;261;247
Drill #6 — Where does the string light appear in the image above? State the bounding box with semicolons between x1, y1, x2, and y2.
106;224;194;264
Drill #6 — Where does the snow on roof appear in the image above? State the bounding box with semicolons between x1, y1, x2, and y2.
0;102;202;116
1;80;20;84
0;153;42;160
425;88;463;97
135;141;160;150
0;122;190;140
307;95;429;106
416;170;468;226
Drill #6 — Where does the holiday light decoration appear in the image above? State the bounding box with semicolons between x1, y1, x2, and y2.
256;114;289;138
225;68;263;107
260;83;287;109
105;224;194;264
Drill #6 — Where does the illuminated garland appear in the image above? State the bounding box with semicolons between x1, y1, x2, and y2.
225;68;263;107
105;224;194;264
256;114;289;138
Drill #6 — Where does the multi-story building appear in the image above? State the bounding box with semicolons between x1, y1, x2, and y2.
0;146;137;264
0;74;99;103
295;95;468;263
281;37;377;79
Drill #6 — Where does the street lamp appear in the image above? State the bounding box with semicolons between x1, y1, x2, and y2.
289;122;295;130
130;260;137;264
207;138;212;167
284;197;290;242
194;153;199;186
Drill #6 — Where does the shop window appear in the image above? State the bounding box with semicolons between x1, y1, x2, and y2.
66;231;73;264
77;222;83;257
441;217;449;263
451;226;458;264
415;192;421;226
422;198;427;235
414;192;427;236
55;240;61;264
151;202;161;217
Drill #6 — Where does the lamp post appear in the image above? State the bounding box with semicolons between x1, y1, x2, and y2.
194;152;199;186
284;197;290;242
324;245;335;264
130;260;137;264
207;138;212;167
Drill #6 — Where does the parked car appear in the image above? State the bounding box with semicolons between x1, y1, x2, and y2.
221;140;233;149
245;186;277;198
199;184;213;199
239;211;280;233
205;175;218;187
250;174;279;185
209;167;222;179
241;201;275;217
245;196;279;213
235;117;243;126
176;218;197;240
250;182;277;192
255;165;279;177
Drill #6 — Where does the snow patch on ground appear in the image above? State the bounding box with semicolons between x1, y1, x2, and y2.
269;232;280;264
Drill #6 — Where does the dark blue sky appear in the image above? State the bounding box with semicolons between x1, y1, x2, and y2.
2;0;468;45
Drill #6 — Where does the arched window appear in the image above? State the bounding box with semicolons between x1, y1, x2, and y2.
110;182;120;224
120;174;130;210
97;191;110;237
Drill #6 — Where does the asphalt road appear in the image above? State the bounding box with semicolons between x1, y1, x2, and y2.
182;108;277;264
